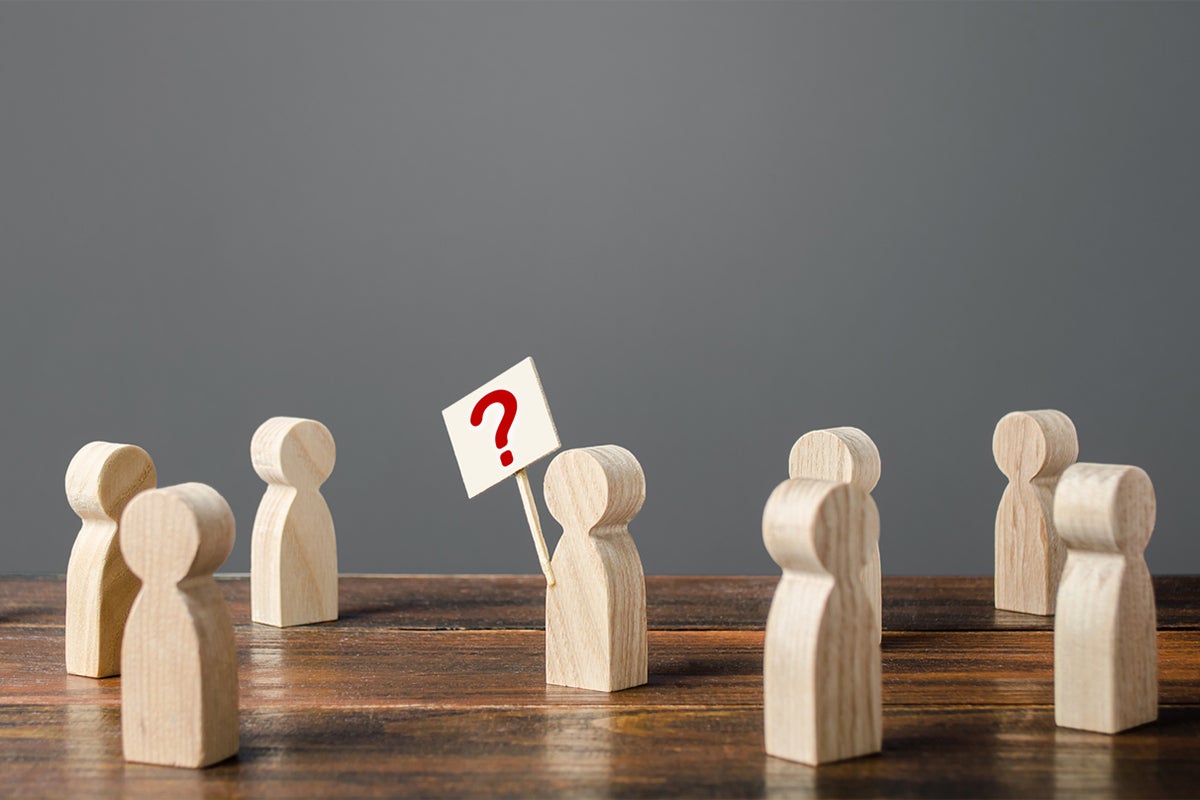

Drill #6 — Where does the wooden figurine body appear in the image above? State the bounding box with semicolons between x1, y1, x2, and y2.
993;409;1079;615
763;478;881;765
251;417;338;627
64;442;156;678
120;483;239;768
544;445;647;692
789;427;882;642
1053;463;1157;734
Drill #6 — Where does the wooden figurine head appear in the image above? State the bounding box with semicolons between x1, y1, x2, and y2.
544;445;645;533
65;442;157;523
993;410;1078;482
788;427;880;493
251;417;336;490
763;479;874;580
1054;463;1155;557
121;484;236;585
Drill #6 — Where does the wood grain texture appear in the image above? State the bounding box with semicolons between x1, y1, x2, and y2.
63;441;156;678
2;704;1200;799
120;483;239;768
5;626;1200;711
543;446;647;692
763;479;881;764
1054;463;1158;733
789;427;882;643
251;417;338;628
993;410;1079;615
7;575;1199;632
1;576;1198;796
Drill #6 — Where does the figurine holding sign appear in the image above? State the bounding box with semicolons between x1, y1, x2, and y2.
442;358;650;692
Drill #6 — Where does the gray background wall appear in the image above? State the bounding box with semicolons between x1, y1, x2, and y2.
2;1;1197;577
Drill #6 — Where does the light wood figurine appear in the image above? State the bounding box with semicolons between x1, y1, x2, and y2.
65;441;156;678
1053;462;1157;734
544;445;647;692
789;427;882;642
251;416;338;627
120;483;239;768
763;478;881;765
993;409;1079;615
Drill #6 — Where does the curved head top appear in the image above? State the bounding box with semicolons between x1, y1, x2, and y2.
788;427;880;492
993;410;1078;481
1053;463;1155;557
763;478;875;579
544;445;645;533
252;417;336;489
65;441;157;522
121;483;236;584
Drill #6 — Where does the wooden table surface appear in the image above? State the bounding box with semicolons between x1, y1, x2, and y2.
1;575;1198;798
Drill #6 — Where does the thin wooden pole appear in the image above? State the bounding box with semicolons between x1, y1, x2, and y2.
515;468;556;586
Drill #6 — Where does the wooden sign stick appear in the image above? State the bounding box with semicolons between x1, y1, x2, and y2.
515;468;556;586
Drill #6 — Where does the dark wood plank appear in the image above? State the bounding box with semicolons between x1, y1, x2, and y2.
4;625;1198;709
2;575;1198;631
887;575;1200;632
0;575;774;631
2;704;1198;799
2;576;1198;797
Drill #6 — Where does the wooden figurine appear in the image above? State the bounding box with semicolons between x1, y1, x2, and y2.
544;445;647;692
1053;462;1157;734
789;427;882;642
64;441;156;678
120;483;239;768
250;417;338;627
763;478;881;765
993;409;1079;615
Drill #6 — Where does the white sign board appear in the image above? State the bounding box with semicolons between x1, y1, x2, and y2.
442;357;561;498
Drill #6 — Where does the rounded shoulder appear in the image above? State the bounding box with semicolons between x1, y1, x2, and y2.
993;410;1077;480
65;441;157;521
788;427;880;491
252;417;336;487
121;483;235;583
544;445;645;531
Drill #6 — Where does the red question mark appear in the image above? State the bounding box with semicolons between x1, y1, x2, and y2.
471;390;518;467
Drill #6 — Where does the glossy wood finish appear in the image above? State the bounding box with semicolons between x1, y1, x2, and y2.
1;575;1198;796
6;575;1199;631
